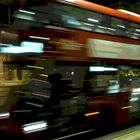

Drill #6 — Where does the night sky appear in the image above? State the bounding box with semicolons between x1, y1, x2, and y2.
87;0;139;6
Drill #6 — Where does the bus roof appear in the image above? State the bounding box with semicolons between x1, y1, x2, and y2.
50;0;140;24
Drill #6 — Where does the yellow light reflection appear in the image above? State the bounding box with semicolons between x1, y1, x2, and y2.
85;111;99;117
122;105;132;109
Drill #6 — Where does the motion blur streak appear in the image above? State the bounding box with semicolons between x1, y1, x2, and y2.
0;112;9;119
85;111;99;116
53;129;94;140
22;121;48;134
121;106;132;109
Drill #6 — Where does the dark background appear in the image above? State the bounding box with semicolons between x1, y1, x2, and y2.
87;0;139;6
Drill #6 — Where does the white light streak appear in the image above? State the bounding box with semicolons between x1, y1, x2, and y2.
136;29;140;32
53;129;94;140
27;65;44;69
22;121;48;134
29;36;50;40
1;31;18;37
134;33;140;36
26;102;43;108
118;9;140;17
88;18;99;23
132;88;140;93
98;25;106;29
0;43;12;47
108;28;116;31
83;22;94;26
89;66;118;72
19;9;35;15
90;66;104;72
117;24;125;28
104;67;118;71
130;97;139;102
67;20;81;25
1;44;43;53
32;93;50;98
40;74;48;77
0;112;9;119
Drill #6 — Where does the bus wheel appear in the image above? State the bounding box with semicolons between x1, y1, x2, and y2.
95;106;116;133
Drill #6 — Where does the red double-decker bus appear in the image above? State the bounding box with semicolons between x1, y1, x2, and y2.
1;0;140;138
